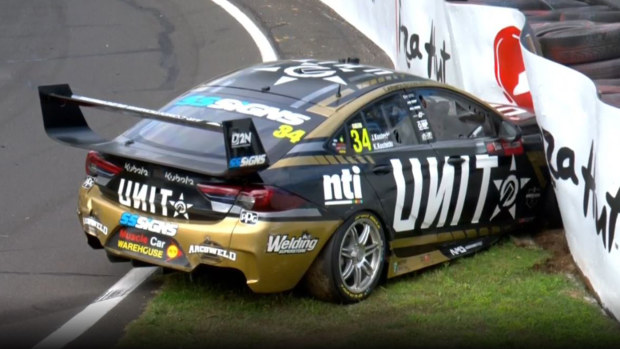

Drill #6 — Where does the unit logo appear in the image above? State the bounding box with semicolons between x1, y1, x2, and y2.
323;166;363;206
391;155;499;232
231;131;252;148
267;233;319;254
117;179;174;216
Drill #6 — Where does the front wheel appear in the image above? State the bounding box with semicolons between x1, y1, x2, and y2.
303;212;386;303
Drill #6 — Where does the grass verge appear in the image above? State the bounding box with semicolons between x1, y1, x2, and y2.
115;232;620;349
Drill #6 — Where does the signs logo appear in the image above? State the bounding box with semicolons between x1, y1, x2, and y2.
323;166;363;206
119;212;178;236
175;96;311;126
229;154;267;168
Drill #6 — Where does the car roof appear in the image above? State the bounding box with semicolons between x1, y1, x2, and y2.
199;59;429;112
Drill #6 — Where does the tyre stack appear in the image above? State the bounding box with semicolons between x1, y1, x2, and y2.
454;0;620;107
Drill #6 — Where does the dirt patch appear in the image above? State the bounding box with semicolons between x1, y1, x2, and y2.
531;228;579;274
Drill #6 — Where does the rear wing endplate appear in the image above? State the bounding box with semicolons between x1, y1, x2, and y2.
38;84;270;174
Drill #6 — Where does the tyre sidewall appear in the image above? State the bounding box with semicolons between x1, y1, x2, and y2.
329;211;387;302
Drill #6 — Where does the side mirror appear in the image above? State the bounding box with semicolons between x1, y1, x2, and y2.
498;120;522;142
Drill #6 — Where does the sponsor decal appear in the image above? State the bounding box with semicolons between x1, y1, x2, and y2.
543;129;620;253
83;216;108;235
525;187;541;209
119;212;178;236
175;96;311;126
188;244;237;261
323;166;363;206
391;155;498;232
117;239;163;259
168;193;193;220
231;131;252;148
164;172;194;186
149;236;166;248
240;210;258;224
266;233;319;254
165;242;183;261
491;156;530;220
117;179;174;216
493;26;533;109
229;154;267;168
117;179;193;220
82;176;95;189
399;22;451;82
124;162;149;177
119;229;148;245
449;241;483;257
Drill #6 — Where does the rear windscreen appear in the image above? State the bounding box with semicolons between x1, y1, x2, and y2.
121;93;324;161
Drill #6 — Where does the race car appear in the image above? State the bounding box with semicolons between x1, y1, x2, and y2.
38;58;555;303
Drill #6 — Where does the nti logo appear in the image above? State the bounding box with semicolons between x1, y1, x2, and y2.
323;166;363;206
231;132;252;148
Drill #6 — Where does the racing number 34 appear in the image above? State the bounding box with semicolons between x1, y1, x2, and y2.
350;128;372;153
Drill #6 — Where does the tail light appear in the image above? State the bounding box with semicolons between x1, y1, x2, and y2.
197;184;307;212
85;151;122;177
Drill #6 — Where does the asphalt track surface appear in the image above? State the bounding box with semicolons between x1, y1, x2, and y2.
0;1;390;348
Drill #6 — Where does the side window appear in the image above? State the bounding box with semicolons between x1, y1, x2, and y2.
330;92;420;154
416;88;497;141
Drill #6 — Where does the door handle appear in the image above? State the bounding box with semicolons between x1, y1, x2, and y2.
447;156;465;165
372;164;392;175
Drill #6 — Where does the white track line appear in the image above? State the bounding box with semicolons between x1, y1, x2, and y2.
33;267;157;349
32;3;276;348
212;0;278;62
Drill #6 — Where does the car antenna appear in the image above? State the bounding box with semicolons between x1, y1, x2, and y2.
336;84;342;98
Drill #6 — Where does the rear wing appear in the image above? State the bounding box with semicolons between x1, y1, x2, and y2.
38;84;270;175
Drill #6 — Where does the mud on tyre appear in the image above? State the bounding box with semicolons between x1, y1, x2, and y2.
303;212;387;303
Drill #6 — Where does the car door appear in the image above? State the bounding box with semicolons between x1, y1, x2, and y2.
328;90;438;240
413;87;535;228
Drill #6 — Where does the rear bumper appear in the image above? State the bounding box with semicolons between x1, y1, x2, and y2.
78;184;341;293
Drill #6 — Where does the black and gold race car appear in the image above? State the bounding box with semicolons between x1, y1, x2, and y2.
38;58;555;303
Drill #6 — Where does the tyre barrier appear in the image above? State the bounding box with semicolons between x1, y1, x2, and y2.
455;0;620;107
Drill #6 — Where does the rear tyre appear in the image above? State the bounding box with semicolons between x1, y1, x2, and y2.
304;212;386;303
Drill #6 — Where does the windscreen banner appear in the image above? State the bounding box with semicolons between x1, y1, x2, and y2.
322;0;620;320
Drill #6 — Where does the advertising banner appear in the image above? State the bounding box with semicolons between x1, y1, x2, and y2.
322;0;620;319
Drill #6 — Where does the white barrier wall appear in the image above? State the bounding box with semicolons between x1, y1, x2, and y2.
322;0;620;320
